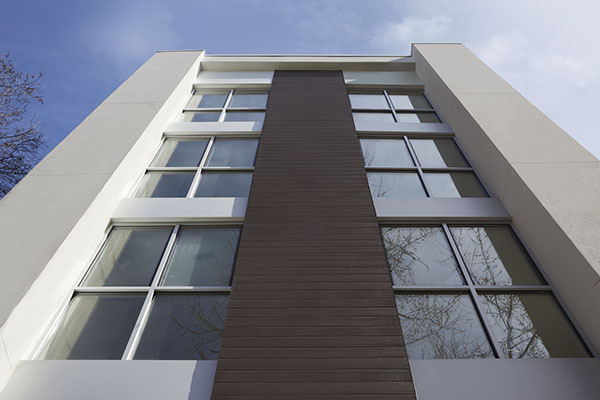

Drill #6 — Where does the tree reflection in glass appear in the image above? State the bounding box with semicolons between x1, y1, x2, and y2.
134;295;229;360
481;293;588;358
381;227;464;286
396;294;493;359
450;226;541;286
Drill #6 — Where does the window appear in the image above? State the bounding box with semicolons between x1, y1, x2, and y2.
350;90;440;125
361;137;487;199
39;225;241;360
181;89;267;123
382;224;589;359
134;137;258;198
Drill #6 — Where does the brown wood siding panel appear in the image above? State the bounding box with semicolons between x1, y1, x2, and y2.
211;70;415;399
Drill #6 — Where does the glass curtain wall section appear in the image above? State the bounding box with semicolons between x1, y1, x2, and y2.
360;136;487;199
134;136;258;198
37;224;241;361
350;90;440;124
381;224;590;360
181;89;268;123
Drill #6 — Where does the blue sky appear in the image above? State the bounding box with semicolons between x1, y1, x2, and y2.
2;0;599;158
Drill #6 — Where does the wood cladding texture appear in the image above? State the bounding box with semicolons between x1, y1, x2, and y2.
211;71;415;399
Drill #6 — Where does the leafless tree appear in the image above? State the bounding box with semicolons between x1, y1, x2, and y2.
0;53;44;198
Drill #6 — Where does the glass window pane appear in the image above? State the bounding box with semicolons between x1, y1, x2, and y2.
134;295;229;360
194;172;253;197
360;139;414;167
481;294;588;358
353;112;395;124
186;92;228;109
395;113;440;123
181;112;221;122
349;94;389;109
135;172;195;198
449;226;542;285
389;94;432;110
367;172;426;198
424;172;487;198
206;139;259;167
229;93;268;108
152;139;209;167
224;111;265;123
83;227;172;287
381;227;464;286
161;227;241;286
410;139;469;168
41;294;145;359
396;294;493;359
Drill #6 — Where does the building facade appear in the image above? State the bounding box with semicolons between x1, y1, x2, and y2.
0;44;599;399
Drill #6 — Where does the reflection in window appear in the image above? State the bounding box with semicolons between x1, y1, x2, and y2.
360;139;414;167
395;113;440;123
481;294;588;358
224;111;265;123
349;94;389;109
83;227;172;287
396;294;493;359
135;172;195;198
229;93;268;108
388;94;432;110
181;111;221;122
367;172;426;198
162;227;241;286
185;92;228;109
424;172;487;198
450;227;541;285
206;139;259;167
151;139;209;168
41;294;145;359
381;227;464;286
194;172;253;197
410;139;469;168
352;112;395;124
134;295;229;360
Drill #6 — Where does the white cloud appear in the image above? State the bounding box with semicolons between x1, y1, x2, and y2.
472;30;529;69
371;15;452;53
84;2;182;73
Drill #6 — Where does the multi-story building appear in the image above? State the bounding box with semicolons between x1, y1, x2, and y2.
0;44;599;399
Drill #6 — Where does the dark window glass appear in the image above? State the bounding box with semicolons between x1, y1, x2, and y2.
162;227;241;286
395;113;440;123
194;172;253;197
349;94;389;109
229;93;268;108
353;112;395;124
481;294;588;358
206;139;259;167
186;92;228;109
424;172;487;198
396;294;493;359
182;112;221;122
381;227;464;286
367;172;426;198
83;227;172;287
410;139;469;168
389;94;432;110
449;226;542;286
360;139;414;167
135;172;195;198
41;294;145;359
134;295;228;360
224;111;265;123
152;139;209;168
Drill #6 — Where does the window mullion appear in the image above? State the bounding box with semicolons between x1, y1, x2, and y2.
404;136;432;197
218;89;234;122
121;225;181;360
186;137;215;198
382;89;398;122
442;223;505;359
